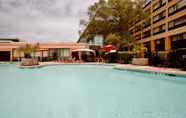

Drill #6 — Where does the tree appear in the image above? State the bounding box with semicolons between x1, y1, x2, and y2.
81;0;148;48
132;44;141;58
105;33;121;49
17;44;39;58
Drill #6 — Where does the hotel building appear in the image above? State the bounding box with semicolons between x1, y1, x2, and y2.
0;39;88;61
129;0;186;56
78;0;186;56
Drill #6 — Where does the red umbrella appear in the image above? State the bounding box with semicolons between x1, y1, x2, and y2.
101;45;116;52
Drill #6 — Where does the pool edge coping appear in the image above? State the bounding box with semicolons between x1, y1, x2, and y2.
12;62;186;77
114;65;186;78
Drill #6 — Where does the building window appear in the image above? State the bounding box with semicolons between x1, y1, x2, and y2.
155;38;165;51
60;48;70;57
143;18;151;28
135;33;141;40
168;0;186;16
129;29;134;35
153;0;166;12
49;48;70;58
153;24;166;35
135;25;142;33
153;10;166;23
171;32;186;49
168;15;186;30
144;42;151;57
143;0;151;8
143;30;151;38
144;42;151;51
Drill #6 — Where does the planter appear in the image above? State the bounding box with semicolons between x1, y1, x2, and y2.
132;58;149;66
20;58;39;66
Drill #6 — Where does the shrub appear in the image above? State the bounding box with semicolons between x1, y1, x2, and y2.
132;44;142;58
117;51;133;64
167;48;186;70
104;52;117;63
149;51;168;66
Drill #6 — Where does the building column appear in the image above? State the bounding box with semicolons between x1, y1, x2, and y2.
78;51;82;61
10;48;13;62
165;37;171;52
150;40;155;52
140;43;144;58
128;47;130;51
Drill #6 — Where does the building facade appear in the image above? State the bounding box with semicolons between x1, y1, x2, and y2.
129;0;186;57
0;39;88;61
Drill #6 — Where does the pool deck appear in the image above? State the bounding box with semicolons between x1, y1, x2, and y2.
115;64;186;77
17;62;186;77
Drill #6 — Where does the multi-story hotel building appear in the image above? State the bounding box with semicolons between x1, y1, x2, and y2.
129;0;186;57
78;0;186;57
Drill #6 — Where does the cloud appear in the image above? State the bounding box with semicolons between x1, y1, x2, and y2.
0;0;96;42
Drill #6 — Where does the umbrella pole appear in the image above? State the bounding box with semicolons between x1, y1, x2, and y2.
78;51;82;61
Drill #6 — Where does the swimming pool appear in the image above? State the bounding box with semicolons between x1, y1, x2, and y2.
0;63;186;118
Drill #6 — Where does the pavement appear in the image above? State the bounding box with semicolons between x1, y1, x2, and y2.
115;64;186;77
37;62;186;77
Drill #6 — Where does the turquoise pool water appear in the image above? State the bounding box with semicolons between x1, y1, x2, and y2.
0;63;186;118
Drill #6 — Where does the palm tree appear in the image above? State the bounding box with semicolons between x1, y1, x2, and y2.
17;44;38;58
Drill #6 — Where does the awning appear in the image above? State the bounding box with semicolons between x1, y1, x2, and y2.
72;48;95;53
101;45;116;52
38;48;48;51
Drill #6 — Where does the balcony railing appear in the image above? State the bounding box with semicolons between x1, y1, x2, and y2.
153;24;166;35
168;0;186;16
168;15;186;30
142;30;151;38
153;10;166;23
153;0;166;12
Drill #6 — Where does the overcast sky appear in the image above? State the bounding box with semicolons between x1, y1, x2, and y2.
0;0;96;42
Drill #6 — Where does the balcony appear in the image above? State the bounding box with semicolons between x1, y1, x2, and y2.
153;10;166;23
168;0;186;16
153;24;166;35
153;0;166;12
168;15;186;30
143;18;151;28
142;30;151;38
134;25;142;33
143;0;151;8
135;33;142;40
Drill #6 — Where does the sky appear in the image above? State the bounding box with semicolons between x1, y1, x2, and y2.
0;0;96;42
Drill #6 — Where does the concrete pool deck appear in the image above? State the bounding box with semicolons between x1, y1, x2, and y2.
36;62;186;77
115;64;186;77
15;61;186;77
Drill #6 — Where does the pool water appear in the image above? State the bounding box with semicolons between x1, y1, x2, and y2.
0;63;186;118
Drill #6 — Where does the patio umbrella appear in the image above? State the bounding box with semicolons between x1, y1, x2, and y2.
101;45;116;52
110;49;117;53
72;49;96;61
72;48;95;53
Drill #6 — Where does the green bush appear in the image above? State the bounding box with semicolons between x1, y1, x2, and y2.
117;51;134;64
104;52;117;63
167;48;186;70
148;51;169;66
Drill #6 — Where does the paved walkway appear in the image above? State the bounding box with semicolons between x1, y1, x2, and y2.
115;64;186;77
